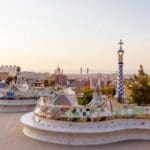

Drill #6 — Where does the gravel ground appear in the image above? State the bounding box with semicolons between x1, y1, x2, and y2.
0;112;150;150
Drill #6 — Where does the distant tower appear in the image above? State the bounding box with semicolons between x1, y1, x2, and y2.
56;65;61;75
86;67;89;75
80;67;83;75
115;40;126;103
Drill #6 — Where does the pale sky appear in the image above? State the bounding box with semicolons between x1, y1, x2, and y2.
0;0;150;73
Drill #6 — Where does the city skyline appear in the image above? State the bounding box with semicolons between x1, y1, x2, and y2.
0;0;150;73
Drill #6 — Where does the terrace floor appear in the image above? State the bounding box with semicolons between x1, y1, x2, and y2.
0;112;150;150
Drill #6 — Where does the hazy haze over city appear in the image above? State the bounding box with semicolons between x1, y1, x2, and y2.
0;0;150;73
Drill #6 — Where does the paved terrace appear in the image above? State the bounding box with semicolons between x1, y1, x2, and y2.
0;112;150;150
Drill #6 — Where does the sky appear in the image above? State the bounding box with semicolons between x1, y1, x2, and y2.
0;0;150;74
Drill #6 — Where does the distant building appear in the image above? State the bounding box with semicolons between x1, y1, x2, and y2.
0;65;19;76
50;66;67;86
21;72;50;84
67;77;90;88
34;80;45;89
0;72;9;81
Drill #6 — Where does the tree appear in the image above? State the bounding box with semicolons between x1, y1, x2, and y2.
15;66;21;84
6;76;14;85
101;86;116;98
81;86;93;93
129;65;150;106
78;93;93;106
44;80;49;87
14;76;17;84
17;66;21;74
49;80;55;86
78;86;93;105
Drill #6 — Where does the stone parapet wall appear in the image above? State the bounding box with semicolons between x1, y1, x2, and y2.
21;112;150;145
0;99;37;106
0;99;37;112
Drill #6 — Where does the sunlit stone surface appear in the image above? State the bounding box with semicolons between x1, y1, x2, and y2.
21;112;150;145
0;99;37;112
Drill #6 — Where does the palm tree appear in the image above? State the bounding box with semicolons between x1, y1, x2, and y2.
15;66;21;84
17;66;21;74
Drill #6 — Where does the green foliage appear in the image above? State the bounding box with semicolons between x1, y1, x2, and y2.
17;66;21;73
49;80;55;86
44;80;49;87
78;86;93;105
78;92;93;105
14;76;17;84
129;65;150;106
101;86;116;98
6;76;14;84
43;80;56;87
81;86;93;93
